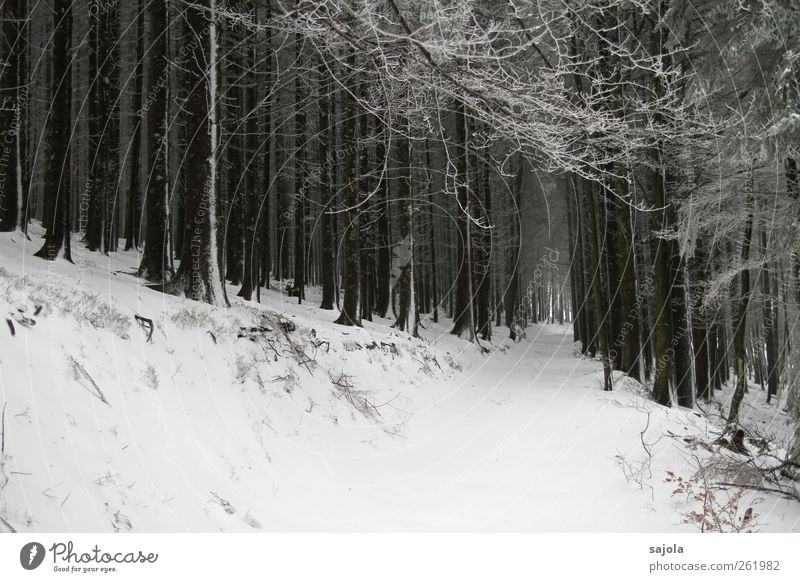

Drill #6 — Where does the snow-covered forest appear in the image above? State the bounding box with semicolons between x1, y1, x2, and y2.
1;0;800;533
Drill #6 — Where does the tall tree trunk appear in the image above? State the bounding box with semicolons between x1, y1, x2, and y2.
392;120;416;335
258;1;272;296
34;0;72;261
506;157;522;339
613;173;641;377
238;0;260;301
86;0;119;253
0;0;23;232
138;0;170;280
476;138;492;340
374;132;391;317
124;0;145;251
584;178;613;391
165;0;225;305
650;162;673;406
334;51;360;326
728;186;754;424
450;98;475;340
690;237;711;401
293;33;307;303
318;54;335;310
426;140;439;323
759;226;779;404
671;247;694;407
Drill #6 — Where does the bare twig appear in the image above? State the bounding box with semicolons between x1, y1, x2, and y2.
134;314;154;343
69;356;111;407
0;515;16;533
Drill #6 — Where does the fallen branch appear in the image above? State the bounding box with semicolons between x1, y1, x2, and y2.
283;331;313;373
715;482;800;502
69;356;111;407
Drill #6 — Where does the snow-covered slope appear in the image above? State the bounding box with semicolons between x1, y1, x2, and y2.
1;229;798;532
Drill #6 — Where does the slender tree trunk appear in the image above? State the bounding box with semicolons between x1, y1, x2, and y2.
318;55;335;310
728;186;754;424
258;2;272;295
476;138;492;340
334;51;361;326
374;133;391;317
426;140;439;323
450;99;475;340
124;0;145;251
759;226;779;404
293;33;306;303
238;1;260;301
613;174;641;378
671;248;694;407
506;158;522;339
137;0;170;279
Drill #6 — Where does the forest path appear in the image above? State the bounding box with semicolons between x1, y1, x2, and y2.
274;329;693;532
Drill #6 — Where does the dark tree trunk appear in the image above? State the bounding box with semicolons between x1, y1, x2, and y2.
124;0;145;251
450;99;475;340
165;0;225;305
728;187;754;424
506;158;523;339
137;0;170;280
357;83;372;321
86;0;119;253
334;52;361;327
318;55;336;310
293;34;307;303
258;3;272;295
392;121;416;335
584;178;613;391
374;133;391;317
759;226;779;404
426;141;439;323
613;174;641;378
0;0;23;232
238;1;261;301
671;247;694;407
651;165;673;406
476;136;492;341
34;0;72;261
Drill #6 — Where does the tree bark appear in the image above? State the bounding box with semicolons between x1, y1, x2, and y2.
165;0;226;305
728;186;754;424
137;0;170;280
34;0;72;261
450;98;475;340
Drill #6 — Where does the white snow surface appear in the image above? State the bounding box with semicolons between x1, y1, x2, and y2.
1;227;799;532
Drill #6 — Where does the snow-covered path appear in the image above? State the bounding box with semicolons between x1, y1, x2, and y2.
258;329;700;532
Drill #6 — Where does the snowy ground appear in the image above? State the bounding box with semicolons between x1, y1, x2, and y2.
1;227;799;532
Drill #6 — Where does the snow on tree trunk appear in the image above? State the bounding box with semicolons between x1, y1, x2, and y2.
165;0;227;306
